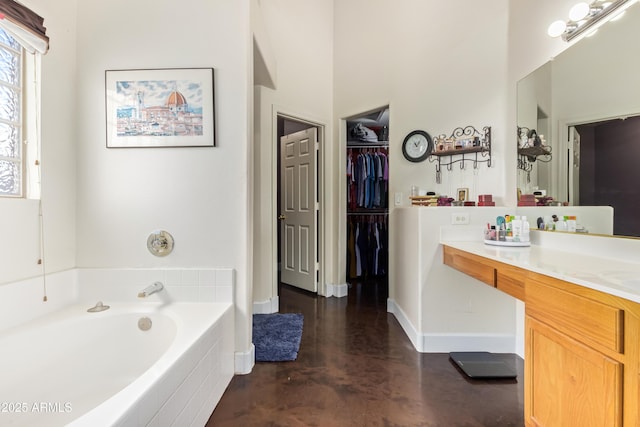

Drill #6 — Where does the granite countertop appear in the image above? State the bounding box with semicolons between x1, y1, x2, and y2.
441;240;640;304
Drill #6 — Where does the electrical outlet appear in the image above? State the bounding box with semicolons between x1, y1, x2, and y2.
395;192;403;206
451;212;470;225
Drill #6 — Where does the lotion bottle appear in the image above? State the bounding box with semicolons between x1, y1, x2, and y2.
511;216;523;242
522;216;530;242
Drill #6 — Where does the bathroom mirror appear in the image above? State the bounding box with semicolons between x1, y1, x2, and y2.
517;3;640;237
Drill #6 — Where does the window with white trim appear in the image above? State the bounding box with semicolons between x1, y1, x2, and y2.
0;0;49;199
0;26;23;196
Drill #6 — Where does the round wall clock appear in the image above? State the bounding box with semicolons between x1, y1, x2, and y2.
402;130;433;162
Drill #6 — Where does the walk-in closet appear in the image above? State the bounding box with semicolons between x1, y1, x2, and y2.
346;107;389;290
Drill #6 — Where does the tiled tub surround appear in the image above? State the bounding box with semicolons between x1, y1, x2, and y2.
0;268;235;427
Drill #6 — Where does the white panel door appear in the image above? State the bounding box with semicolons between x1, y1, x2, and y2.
280;128;318;292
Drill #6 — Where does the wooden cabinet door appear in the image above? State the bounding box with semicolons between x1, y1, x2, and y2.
526;316;622;427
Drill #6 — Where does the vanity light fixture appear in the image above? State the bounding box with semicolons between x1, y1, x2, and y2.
548;0;638;42
569;2;591;21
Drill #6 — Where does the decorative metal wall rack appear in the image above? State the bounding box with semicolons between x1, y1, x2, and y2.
517;126;552;182
429;126;491;183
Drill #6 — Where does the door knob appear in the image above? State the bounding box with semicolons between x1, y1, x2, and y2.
278;214;286;220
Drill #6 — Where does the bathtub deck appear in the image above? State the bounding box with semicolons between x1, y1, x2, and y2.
0;302;234;427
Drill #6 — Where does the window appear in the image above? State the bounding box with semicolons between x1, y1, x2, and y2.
0;26;23;196
0;0;50;198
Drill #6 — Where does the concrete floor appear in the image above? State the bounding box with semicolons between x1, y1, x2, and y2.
207;279;524;426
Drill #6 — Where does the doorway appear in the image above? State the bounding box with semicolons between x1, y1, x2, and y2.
276;114;323;293
345;106;390;297
569;114;640;236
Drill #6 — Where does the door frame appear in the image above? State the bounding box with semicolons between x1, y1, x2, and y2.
272;108;326;296
559;109;640;205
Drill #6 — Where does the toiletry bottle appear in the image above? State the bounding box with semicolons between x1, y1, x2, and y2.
522;216;530;242
511;215;523;242
505;215;513;237
566;215;577;232
556;218;567;231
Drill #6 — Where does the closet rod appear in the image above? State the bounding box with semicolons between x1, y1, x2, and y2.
347;212;388;216
347;143;389;148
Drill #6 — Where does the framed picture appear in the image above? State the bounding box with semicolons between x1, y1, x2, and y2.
457;188;469;202
105;68;215;148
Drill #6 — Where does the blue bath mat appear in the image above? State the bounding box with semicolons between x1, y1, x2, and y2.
253;313;303;362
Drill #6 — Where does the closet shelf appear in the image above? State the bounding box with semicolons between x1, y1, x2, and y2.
347;141;389;148
348;209;388;215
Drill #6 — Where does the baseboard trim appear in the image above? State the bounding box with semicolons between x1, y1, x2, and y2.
388;298;516;353
387;298;422;350
326;282;348;298
253;296;279;314
419;333;516;353
234;344;255;375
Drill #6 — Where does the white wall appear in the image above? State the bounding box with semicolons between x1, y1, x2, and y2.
334;1;512;293
73;0;252;355
0;0;77;286
391;207;518;353
252;0;335;302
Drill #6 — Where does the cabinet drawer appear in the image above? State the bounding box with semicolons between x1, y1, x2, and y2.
527;277;624;354
443;246;495;287
496;265;526;301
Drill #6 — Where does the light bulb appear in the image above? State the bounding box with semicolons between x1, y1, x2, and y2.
569;2;590;21
547;20;567;37
610;10;627;21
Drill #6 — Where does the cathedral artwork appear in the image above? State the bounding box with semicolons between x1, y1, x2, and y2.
105;68;215;148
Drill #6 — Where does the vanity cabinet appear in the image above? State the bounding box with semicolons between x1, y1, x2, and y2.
442;244;640;426
525;315;622;427
525;273;625;427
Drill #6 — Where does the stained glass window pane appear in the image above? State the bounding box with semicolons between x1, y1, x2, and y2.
0;159;19;195
0;28;20;51
0;84;19;122
0;27;22;198
0;47;19;86
0;122;19;157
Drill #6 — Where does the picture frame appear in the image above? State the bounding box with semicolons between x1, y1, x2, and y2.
457;188;469;202
105;68;215;148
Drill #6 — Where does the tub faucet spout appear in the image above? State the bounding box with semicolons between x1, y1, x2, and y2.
138;281;164;298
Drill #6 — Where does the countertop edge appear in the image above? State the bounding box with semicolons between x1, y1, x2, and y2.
441;240;640;304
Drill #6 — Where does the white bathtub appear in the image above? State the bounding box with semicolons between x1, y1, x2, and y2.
0;301;234;427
